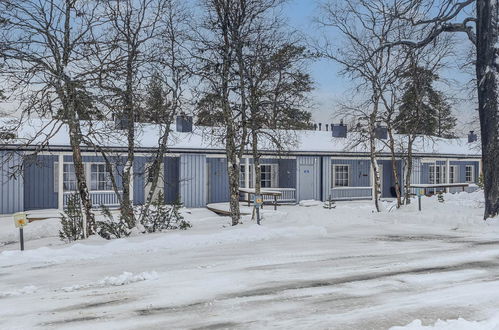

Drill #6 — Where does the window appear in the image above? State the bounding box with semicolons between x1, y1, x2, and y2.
429;165;447;184
465;165;475;183
239;164;254;188
449;166;458;183
63;164;77;191
90;164;113;191
260;165;274;188
333;165;349;187
239;163;276;188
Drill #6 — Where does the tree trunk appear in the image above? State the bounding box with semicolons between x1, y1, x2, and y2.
226;138;241;225
67;120;95;236
476;0;499;219
120;53;136;229
387;125;402;208
403;135;415;205
251;129;262;223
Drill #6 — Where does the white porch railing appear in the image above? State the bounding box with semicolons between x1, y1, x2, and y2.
329;187;372;200
63;191;122;208
262;188;296;203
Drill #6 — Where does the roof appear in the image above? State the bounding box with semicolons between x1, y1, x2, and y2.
0;117;481;158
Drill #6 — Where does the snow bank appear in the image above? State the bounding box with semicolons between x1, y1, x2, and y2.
390;315;499;330
0;285;37;297
0;218;61;245
62;271;158;292
0;222;327;267
299;200;322;207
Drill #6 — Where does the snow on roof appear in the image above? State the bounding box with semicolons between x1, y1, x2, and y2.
0;117;481;157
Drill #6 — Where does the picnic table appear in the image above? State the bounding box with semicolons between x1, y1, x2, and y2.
410;183;470;195
239;188;282;210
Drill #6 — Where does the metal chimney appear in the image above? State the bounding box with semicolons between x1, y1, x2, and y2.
468;130;478;143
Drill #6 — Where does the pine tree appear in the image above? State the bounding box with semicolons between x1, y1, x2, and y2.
432;91;457;138
394;66;456;137
59;194;84;243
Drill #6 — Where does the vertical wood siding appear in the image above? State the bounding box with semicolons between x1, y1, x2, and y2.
331;159;371;187
180;154;206;207
24;155;57;210
207;158;229;203
0;151;24;214
322;157;331;201
278;158;297;188
133;156;179;205
165;157;180;203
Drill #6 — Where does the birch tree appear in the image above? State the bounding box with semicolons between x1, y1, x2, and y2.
381;0;499;219
316;0;404;211
87;0;168;228
0;0;98;236
195;0;286;225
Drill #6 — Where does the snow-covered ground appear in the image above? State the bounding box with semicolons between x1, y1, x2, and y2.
1;192;499;329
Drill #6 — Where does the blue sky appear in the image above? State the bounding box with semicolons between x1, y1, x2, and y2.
281;0;477;133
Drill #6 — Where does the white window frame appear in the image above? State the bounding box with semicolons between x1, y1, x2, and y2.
259;164;278;188
332;164;350;188
239;164;253;188
429;165;447;184
449;165;458;183
465;165;475;183
240;163;278;188
90;163;115;191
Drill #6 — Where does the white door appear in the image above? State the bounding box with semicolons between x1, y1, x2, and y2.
145;162;165;202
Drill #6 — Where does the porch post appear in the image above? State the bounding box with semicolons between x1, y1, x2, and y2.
129;164;134;204
245;157;250;201
446;159;450;193
58;154;64;210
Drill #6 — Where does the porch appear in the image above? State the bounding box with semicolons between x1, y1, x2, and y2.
63;191;122;208
329;187;373;201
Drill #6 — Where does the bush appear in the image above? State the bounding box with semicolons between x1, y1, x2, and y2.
59;193;84;243
437;191;445;203
138;192;191;233
96;205;132;240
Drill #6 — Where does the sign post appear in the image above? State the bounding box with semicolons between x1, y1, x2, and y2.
417;189;424;212
254;195;263;225
13;212;28;251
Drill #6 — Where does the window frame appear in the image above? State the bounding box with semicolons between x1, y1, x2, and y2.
90;163;115;192
465;165;475;183
332;164;350;188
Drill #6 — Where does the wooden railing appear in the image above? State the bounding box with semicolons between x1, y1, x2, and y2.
262;188;296;203
329;187;372;200
63;191;122;208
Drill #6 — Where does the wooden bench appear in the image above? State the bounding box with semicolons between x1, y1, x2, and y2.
239;188;282;211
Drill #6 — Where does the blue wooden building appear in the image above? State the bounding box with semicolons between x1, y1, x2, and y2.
0;118;482;214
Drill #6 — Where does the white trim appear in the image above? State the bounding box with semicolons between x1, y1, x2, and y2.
465;164;475;183
332;164;350;188
58;154;64;210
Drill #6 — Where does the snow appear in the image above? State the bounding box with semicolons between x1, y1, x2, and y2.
0;117;481;156
298;199;322;207
391;316;499;330
2;192;499;328
62;271;159;292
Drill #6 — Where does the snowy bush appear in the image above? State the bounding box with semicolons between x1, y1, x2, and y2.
96;205;132;240
59;193;84;243
137;193;191;233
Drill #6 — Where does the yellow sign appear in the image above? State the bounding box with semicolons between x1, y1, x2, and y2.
13;212;28;228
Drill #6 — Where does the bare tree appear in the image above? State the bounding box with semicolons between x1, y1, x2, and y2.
0;0;99;236
380;0;499;219
195;0;287;225
245;34;313;221
138;0;193;223
316;0;405;211
86;0;168;228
